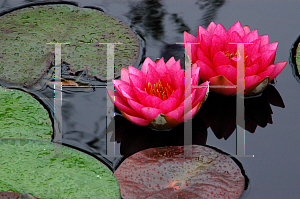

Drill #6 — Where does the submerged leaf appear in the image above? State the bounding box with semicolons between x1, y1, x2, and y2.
115;145;245;199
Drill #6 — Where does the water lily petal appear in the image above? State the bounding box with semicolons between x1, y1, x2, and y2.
144;95;164;108
268;62;287;80
127;99;146;116
179;101;202;122
259;34;269;46
197;47;214;68
242;29;258;43
244;38;260;58
215;64;237;84
166;57;176;69
258;50;276;73
199;25;209;37
122;111;150;126
213;51;231;68
228;21;245;38
129;74;145;90
213;23;228;43
210;34;225;60
245;64;259;76
160;73;172;88
184;31;198;62
155;58;169;76
129;65;146;81
133;87;150;104
243;25;251;34
108;89;140;117
121;68;130;83
198;60;217;82
146;64;161;86
141;107;164;121
112;79;131;102
169;88;182;103
209;75;236;95
200;34;211;59
225;31;243;55
141;57;156;75
168;59;181;78
165;106;184;121
158;97;179;113
172;69;184;90
246;52;261;66
192;81;209;107
118;83;138;101
192;64;200;86
258;63;276;79
259;42;278;53
207;21;217;37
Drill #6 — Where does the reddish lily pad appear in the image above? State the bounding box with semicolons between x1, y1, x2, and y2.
0;4;140;86
115;145;245;199
0;192;38;199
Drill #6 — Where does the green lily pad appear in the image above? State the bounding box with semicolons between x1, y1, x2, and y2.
297;41;300;74
0;87;52;141
0;139;121;198
0;4;140;86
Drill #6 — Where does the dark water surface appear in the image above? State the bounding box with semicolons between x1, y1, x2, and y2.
1;0;300;198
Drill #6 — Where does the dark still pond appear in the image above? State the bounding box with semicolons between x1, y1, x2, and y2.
1;0;300;198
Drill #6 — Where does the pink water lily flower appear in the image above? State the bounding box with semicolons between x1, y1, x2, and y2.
184;21;287;96
108;57;209;130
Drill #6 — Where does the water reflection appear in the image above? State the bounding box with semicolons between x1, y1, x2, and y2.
196;0;226;28
114;113;207;159
196;85;285;140
127;0;166;41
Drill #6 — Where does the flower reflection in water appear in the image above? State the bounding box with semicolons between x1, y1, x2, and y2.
196;84;285;139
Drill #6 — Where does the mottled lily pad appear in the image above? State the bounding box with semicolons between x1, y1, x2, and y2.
296;41;300;74
0;139;121;198
0;4;140;86
115;145;245;199
0;87;52;141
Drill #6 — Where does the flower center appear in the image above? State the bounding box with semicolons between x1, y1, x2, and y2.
144;80;174;100
224;50;248;65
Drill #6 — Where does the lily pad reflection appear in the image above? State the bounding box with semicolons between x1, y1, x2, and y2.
115;145;245;199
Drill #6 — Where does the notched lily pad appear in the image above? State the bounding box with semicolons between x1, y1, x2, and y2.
0;87;52;141
0;4;140;86
115;145;245;199
0;139;121;198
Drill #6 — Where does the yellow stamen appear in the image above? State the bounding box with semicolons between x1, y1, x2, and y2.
145;80;174;100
